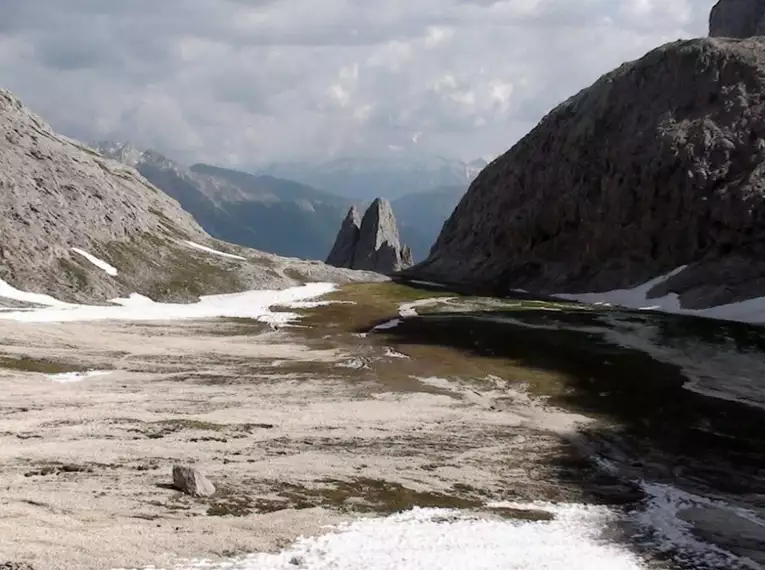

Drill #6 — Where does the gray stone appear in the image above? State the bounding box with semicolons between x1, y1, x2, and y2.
172;465;216;497
709;0;765;38
325;206;361;268
325;198;413;274
409;37;765;309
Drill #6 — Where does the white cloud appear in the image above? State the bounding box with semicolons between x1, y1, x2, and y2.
0;0;715;166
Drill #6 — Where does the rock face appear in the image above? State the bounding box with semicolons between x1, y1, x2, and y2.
325;199;413;274
410;38;765;308
709;0;765;38
172;465;216;497
0;88;385;304
326;206;361;267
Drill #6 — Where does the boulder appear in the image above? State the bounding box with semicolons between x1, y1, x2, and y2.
709;0;765;38
172;465;216;497
410;37;765;309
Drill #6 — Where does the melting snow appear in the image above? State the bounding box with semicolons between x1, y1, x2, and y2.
553;266;765;325
70;248;118;276
46;370;112;384
398;297;454;318
183;241;247;261
0;279;73;308
372;318;402;331
0;280;336;324
132;504;643;570
383;347;409;359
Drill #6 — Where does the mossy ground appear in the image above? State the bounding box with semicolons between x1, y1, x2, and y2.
0;355;88;374
204;477;554;520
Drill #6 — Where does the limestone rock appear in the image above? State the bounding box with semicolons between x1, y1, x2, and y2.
410;38;765;309
325;206;361;268
172;465;216;497
0;87;386;305
709;0;765;38
325;198;413;274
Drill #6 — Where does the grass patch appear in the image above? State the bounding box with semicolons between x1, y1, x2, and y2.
295;282;460;333
272;477;483;514
102;235;246;302
142;419;274;440
57;257;90;291
0;356;86;374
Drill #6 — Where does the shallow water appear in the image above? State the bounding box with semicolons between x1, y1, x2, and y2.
376;300;765;569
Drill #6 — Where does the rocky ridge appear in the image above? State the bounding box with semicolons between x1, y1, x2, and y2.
709;0;765;38
325;199;413;274
0;88;383;304
410;34;765;308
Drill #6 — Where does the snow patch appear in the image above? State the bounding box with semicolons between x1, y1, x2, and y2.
398;297;454;317
0;282;336;324
183;240;247;261
336;358;369;370
136;504;642;570
408;280;449;289
554;266;765;325
383;347;409;359
46;370;112;384
0;279;74;308
372;318;402;331
70;248;118;276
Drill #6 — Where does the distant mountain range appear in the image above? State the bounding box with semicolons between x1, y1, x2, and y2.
258;156;486;201
95;142;354;260
96;142;478;263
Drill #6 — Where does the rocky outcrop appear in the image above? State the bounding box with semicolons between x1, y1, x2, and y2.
325;199;413;274
0;88;385;304
410;37;765;308
326;206;361;267
172;465;216;497
709;0;765;38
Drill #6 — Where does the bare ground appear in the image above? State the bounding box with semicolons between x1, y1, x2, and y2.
0;300;594;570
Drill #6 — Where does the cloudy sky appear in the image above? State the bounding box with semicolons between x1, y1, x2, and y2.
1;0;713;167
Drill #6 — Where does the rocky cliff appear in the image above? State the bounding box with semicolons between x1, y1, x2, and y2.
325;199;413;274
410;37;765;308
709;0;765;38
326;206;362;268
0;89;382;304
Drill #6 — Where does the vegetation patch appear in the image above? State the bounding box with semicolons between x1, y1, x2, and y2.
103;235;246;302
271;477;483;515
141;418;274;440
0;355;87;375
57;257;90;291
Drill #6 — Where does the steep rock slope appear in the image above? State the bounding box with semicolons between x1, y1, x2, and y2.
325;199;413;273
325;206;361;267
411;37;765;308
709;0;765;38
95;143;353;261
0;89;381;304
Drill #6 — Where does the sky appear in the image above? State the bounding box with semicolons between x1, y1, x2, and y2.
0;0;714;168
